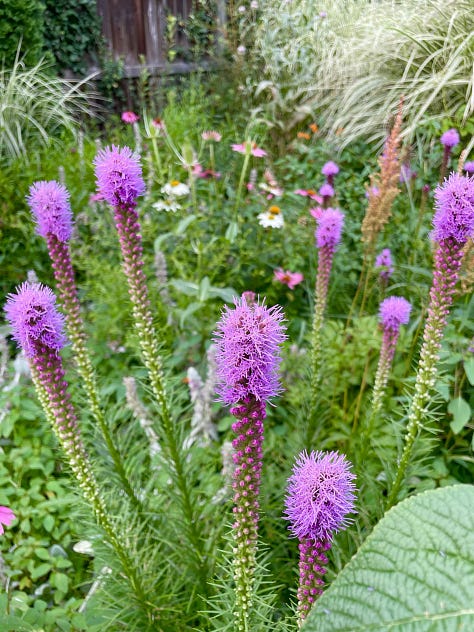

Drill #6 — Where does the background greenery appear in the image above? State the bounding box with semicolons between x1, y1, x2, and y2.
0;0;473;629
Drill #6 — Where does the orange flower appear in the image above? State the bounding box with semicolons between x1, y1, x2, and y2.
297;132;311;140
309;123;318;133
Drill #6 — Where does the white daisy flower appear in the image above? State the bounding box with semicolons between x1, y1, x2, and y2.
161;180;190;198
153;199;182;212
258;206;284;228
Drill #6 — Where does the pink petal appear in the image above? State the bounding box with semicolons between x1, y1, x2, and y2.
0;506;15;529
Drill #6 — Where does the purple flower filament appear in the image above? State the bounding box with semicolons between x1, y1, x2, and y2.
389;174;474;505
284;450;356;622
214;296;286;626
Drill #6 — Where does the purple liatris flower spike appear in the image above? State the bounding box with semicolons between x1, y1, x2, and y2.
375;248;394;287
4;282;150;606
366;297;412;430
94;145;145;206
4;283;103;513
432;173;474;244
315;208;344;249
319;183;335;207
214;296;286;629
379;296;411;332
214;296;286;405
5;282;66;357
321;161;339;187
26;181;87;358
27;181;73;242
93;145;168;412
284;450;356;622
27;181;144;511
310;208;345;414
439;129;460;182
389;173;474;505
440;128;460;149
321;161;339;177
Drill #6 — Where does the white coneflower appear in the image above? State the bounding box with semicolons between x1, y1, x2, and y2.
258;205;284;228
152;199;182;212
161;180;190;198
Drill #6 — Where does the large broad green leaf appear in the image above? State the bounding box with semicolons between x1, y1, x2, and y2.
304;485;474;632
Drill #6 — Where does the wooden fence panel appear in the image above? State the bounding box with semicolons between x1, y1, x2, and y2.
96;0;195;71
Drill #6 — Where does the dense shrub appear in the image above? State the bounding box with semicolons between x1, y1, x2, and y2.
43;0;102;76
0;0;45;67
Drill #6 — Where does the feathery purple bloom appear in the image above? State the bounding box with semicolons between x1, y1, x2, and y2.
214;296;286;405
464;161;474;174
319;183;334;198
284;450;356;542
315;208;344;249
27;181;73;242
94;145;145;206
432;173;474;244
379;296;412;332
375;248;394;281
321;161;339;177
5;283;67;357
440;129;460;148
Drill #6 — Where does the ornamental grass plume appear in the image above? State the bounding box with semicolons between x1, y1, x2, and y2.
361;99;403;251
4;283;150;608
388;173;474;506
213;295;286;631
310;208;345;419
27;180;140;509
284;450;356;625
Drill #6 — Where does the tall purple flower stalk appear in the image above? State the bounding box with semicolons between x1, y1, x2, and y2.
439;128;459;183
27;180;140;509
284;451;356;625
94;145;208;589
93;146;168;412
364;297;411;443
214;295;286;630
389;173;474;506
321;161;339;187
4;282;149;607
310;208;344;416
374;248;394;289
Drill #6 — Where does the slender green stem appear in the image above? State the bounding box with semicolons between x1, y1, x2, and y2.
151;136;163;184
233;147;251;222
387;240;462;507
47;236;142;511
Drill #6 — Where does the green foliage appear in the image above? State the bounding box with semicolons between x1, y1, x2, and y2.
0;56;93;164
43;0;102;76
304;485;474;631
0;0;45;68
0;76;473;630
237;0;474;147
